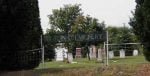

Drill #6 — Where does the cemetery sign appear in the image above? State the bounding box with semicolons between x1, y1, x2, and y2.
47;32;106;43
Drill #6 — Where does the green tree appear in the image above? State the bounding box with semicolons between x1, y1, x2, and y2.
71;15;86;33
48;4;82;53
0;0;42;70
47;4;105;60
44;29;56;61
72;15;105;59
48;4;82;33
86;16;105;45
107;27;138;50
129;0;150;61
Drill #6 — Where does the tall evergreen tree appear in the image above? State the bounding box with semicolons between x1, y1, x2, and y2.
129;0;150;61
0;0;42;70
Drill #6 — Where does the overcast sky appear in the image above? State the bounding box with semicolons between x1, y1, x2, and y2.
38;0;136;33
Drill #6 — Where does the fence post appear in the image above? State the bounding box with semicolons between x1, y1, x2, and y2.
41;35;44;68
106;31;109;66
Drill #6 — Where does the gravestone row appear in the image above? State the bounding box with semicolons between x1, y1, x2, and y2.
55;44;139;62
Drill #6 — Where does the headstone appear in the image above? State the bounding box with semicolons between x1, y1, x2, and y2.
68;53;73;63
55;45;68;61
89;45;97;59
63;47;68;58
109;51;114;59
120;49;125;58
97;48;105;63
97;48;104;61
102;49;105;59
89;47;93;59
133;49;138;56
92;45;97;58
75;48;82;58
97;48;102;61
55;47;63;61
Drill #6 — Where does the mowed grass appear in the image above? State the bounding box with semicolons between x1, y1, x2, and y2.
1;55;149;76
37;55;148;69
34;55;149;76
37;58;102;69
109;55;148;64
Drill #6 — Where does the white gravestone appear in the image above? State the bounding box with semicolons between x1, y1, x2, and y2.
55;46;68;61
92;45;97;58
133;49;138;56
63;47;68;58
97;48;105;62
120;49;125;58
89;47;93;59
68;53;73;63
55;47;63;61
109;51;114;59
89;45;97;59
97;48;102;61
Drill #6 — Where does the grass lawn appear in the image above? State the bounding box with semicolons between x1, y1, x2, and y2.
109;55;148;64
34;55;149;76
1;55;149;76
37;55;148;69
35;56;148;76
37;58;102;69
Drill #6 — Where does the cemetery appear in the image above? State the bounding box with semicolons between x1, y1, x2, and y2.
1;0;150;76
53;41;140;64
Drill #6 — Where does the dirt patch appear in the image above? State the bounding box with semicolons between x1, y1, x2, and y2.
136;64;150;76
97;65;137;76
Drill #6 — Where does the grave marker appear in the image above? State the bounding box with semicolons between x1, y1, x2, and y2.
97;48;105;62
133;49;138;56
75;48;82;58
120;49;125;58
109;51;114;59
68;53;73;63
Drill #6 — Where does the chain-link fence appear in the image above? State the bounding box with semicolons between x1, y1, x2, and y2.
0;48;42;70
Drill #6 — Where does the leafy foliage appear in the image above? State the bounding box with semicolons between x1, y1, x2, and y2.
107;27;139;51
129;0;150;61
0;0;42;70
44;29;57;61
46;4;105;60
48;4;82;33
